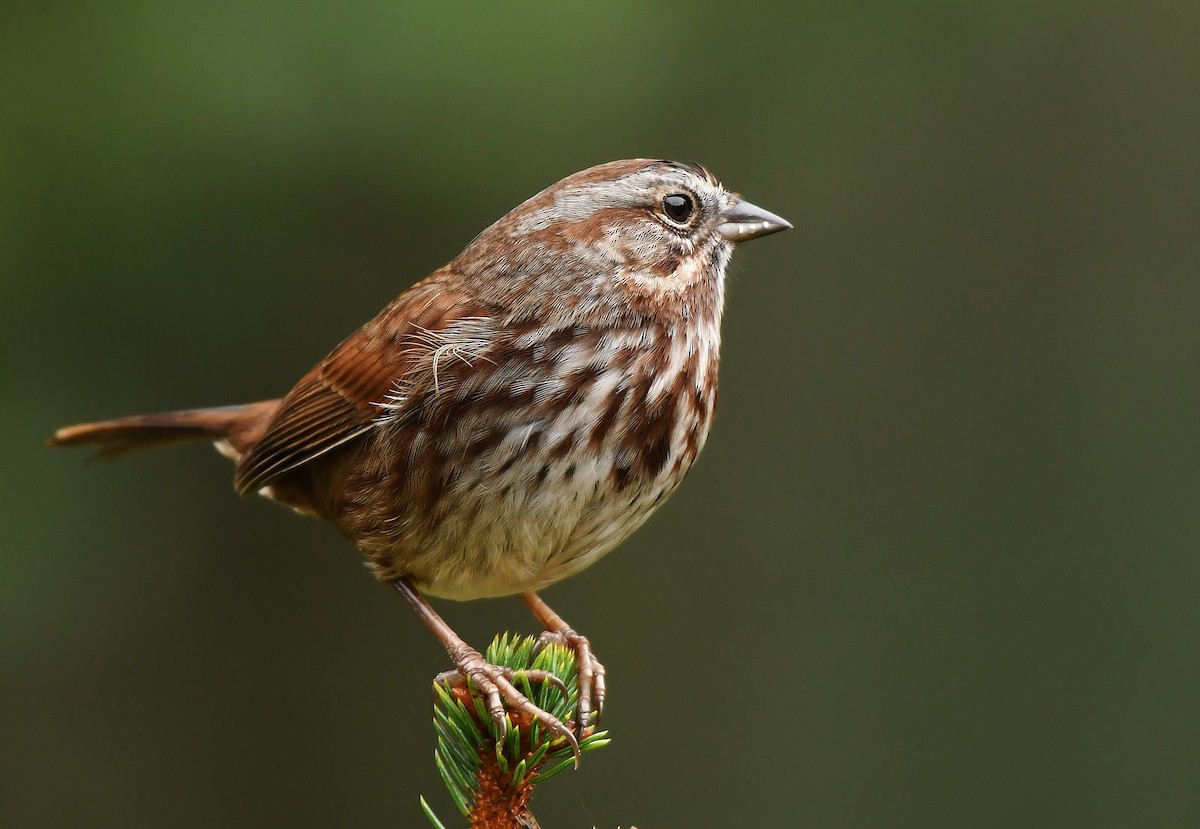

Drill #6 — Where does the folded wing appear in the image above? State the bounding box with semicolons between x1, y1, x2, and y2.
234;279;493;494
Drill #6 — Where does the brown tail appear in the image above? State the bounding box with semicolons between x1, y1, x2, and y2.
50;401;279;462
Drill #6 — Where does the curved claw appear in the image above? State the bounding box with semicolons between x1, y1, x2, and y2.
510;668;571;700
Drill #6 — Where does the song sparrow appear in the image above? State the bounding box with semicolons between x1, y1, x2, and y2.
51;159;789;753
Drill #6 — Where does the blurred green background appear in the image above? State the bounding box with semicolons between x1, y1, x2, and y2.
4;2;1199;827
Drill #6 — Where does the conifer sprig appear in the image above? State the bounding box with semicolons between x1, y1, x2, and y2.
423;633;611;828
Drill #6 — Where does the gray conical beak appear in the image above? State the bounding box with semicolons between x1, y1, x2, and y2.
717;198;792;242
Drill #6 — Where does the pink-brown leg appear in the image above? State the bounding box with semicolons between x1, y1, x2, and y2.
521;591;606;735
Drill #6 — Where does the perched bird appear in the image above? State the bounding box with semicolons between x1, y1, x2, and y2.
51;159;790;752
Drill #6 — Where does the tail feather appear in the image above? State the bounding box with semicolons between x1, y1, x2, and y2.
50;401;279;461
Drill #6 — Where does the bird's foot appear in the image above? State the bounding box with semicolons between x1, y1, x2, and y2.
436;646;580;761
534;628;606;736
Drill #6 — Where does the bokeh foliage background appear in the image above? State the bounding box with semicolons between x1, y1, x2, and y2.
4;2;1199;826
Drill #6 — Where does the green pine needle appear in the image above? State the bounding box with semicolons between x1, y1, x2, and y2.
419;795;450;829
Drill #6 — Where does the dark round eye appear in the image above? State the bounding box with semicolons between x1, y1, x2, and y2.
661;193;694;225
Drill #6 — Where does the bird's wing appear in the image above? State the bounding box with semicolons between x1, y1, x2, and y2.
234;280;493;494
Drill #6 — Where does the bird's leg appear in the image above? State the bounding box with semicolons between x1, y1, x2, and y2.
521;591;606;735
393;578;579;759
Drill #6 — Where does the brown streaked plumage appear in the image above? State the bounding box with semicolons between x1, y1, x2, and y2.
51;158;790;754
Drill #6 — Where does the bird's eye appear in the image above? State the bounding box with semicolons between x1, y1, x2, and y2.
661;193;695;225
